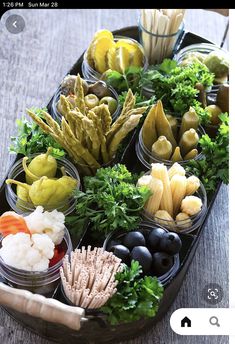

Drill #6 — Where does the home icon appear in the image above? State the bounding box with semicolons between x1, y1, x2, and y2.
181;316;191;328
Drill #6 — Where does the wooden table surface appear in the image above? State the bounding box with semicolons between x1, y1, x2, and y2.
0;9;229;344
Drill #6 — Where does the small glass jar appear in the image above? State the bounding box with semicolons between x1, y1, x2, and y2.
0;227;72;297
139;19;184;65
82;36;148;82
103;221;180;287
141;173;207;234
51;79;121;122
5;155;80;215
174;43;229;92
135;118;205;170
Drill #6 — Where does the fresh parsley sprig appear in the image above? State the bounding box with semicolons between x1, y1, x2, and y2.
72;164;151;236
10;107;65;158
101;260;164;325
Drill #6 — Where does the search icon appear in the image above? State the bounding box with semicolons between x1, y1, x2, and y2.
209;316;220;327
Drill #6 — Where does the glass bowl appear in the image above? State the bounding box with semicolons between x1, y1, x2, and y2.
51;79;121;122
81;36;148;82
141;173;207;234
5;155;80;215
174;42;229;92
135;118;205;169
0;226;72;297
103;221;180;287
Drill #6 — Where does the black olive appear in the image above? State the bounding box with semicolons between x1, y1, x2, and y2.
110;244;130;264
130;246;152;274
123;231;146;250
147;227;166;252
152;252;174;277
159;232;182;255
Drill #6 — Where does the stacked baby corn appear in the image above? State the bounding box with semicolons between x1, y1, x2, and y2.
27;74;147;175
60;246;122;309
137;162;203;231
142;101;200;162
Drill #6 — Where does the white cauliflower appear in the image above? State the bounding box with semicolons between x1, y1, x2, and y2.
0;232;55;271
24;206;65;245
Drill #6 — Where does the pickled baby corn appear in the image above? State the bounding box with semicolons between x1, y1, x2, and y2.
181;196;202;216
176;212;192;229
170;175;187;216
151;136;172;160
168;163;186;180
154;210;175;229
186;176;200;196
137;175;152;187
144;177;163;215
151;163;173;217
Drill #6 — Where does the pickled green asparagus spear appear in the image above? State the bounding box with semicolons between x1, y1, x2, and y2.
74;74;86;114
109;115;142;158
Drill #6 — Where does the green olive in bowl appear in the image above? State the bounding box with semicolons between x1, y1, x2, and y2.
99;97;118;115
84;94;99;109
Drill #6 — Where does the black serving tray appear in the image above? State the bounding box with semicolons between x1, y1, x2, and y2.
0;27;223;343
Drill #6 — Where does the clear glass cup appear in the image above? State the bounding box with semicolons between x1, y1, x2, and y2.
51;79;121;122
82;36;148;82
5;155;80;215
0;226;72;297
135;118;205;169
103;221;180;287
139;19;184;65
141;172;207;234
174;43;229;92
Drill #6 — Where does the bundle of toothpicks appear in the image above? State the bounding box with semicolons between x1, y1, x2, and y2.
140;9;186;64
60;246;122;309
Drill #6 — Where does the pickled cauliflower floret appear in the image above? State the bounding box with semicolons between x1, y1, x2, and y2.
24;206;65;245
181;196;202;216
0;232;54;271
204;51;229;79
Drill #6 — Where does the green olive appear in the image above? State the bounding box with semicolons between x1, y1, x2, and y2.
99;96;118;115
84;94;99;109
205;104;222;125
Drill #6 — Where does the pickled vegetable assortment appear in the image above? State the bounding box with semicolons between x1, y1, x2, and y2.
85;29;144;73
1;18;229;331
142;100;201;162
